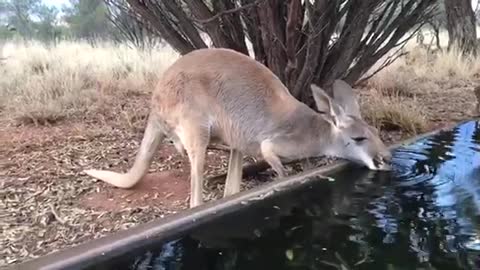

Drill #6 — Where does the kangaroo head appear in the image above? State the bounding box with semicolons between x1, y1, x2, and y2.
311;80;391;171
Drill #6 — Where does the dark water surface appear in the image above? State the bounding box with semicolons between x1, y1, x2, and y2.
90;120;480;270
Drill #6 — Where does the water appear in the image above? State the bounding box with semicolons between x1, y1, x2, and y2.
90;120;480;270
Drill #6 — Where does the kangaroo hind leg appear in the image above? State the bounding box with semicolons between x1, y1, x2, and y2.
224;149;243;197
178;123;210;208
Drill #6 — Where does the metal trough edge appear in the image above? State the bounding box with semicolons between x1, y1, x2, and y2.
7;118;478;270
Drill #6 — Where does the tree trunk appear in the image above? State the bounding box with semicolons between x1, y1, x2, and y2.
444;0;477;56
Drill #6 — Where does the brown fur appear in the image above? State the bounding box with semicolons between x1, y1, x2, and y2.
84;48;391;208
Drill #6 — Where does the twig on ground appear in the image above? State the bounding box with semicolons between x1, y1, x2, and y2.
49;204;66;225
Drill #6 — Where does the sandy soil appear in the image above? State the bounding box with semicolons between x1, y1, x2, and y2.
1;84;479;267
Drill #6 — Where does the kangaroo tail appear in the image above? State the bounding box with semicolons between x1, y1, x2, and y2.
83;114;165;189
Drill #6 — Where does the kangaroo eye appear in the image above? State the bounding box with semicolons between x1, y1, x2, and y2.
352;137;367;143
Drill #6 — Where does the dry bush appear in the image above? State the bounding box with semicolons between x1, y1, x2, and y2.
361;90;427;135
370;47;479;96
366;64;416;98
369;27;480;94
427;48;480;83
404;44;480;86
0;40;179;125
362;29;480;135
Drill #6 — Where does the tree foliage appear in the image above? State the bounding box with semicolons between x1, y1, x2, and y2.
0;0;65;42
0;0;43;39
121;0;438;105
62;0;112;42
0;0;117;43
105;0;163;50
36;4;61;43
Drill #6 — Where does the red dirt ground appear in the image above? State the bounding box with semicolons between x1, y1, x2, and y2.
1;120;232;212
79;171;190;212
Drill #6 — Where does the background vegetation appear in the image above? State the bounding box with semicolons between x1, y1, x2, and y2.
1;0;479;133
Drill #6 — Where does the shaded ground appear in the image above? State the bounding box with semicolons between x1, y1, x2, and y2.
1;84;479;267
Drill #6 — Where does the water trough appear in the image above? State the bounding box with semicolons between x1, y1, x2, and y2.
8;118;480;270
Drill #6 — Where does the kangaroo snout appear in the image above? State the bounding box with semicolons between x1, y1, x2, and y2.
373;150;392;171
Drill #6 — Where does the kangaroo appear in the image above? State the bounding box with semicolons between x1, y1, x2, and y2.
84;48;392;208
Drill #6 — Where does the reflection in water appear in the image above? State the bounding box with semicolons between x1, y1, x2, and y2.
91;120;480;270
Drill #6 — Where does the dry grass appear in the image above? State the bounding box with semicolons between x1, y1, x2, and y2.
361;90;428;135
362;33;480;134
368;46;480;92
408;48;480;85
368;27;480;89
1;36;479;132
0;40;179;125
365;67;417;98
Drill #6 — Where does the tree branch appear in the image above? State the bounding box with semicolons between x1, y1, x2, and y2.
162;0;208;49
211;0;249;54
284;0;303;90
195;0;265;24
257;0;288;81
125;0;195;54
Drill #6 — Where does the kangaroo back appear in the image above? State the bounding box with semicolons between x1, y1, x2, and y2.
152;48;303;151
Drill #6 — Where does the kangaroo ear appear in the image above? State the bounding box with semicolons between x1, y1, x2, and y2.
310;84;338;127
331;79;362;119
